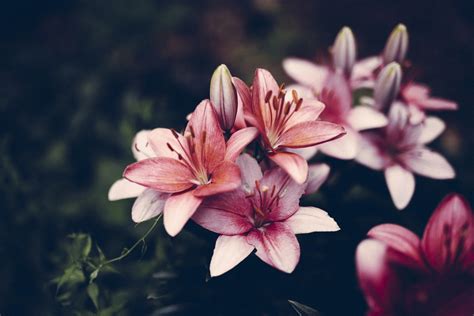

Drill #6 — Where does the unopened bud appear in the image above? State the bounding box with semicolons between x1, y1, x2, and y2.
374;62;402;111
210;64;238;131
332;26;356;76
383;24;409;64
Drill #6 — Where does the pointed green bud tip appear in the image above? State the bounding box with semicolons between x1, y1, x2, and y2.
374;62;402;111
383;23;409;64
333;26;356;76
210;64;238;131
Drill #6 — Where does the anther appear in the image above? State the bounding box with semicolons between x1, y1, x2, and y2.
265;90;273;103
166;142;175;152
171;129;180;139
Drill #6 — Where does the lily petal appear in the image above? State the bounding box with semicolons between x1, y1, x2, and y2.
356;239;400;312
356;132;390;170
400;147;455;179
421;194;474;273
193;161;241;197
282;58;328;91
209;235;255;277
233;76;252;115
269;151;308;184
108;178;146;201
124;157;194;193
236;153;263;192
284;100;326;129
384;164;415;210
252;68;280;129
305;163;330;195
163;190;203;236
278;121;346;149
187;99;226;172
367;224;426;270
246;222;300;273
347;106;388;131
285;206;340;234
193;189;253;235
318;127;358;160
225;127;259;161
132;189;170;223
132;130;155;161
417;97;458;111
148;128;189;159
260;167;305;221
286;146;318;161
418;116;445;144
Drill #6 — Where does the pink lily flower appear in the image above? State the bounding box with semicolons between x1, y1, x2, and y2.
401;82;458;124
192;154;340;277
117;100;258;236
282;62;387;159
239;68;346;184
356;102;455;209
356;193;474;316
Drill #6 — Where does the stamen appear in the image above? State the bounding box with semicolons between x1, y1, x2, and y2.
171;129;180;139
265;90;273;103
188;125;195;138
166;142;175;152
292;89;299;103
295;98;303;111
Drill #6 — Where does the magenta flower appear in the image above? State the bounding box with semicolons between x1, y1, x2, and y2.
239;68;346;183
401;82;458;123
192;154;340;277
356;194;474;316
282;62;387;159
356;102;454;209
116;100;258;236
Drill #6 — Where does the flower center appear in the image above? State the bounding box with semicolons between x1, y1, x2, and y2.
263;86;303;149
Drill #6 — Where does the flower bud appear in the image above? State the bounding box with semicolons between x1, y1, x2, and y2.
332;26;356;77
210;64;238;131
383;24;409;64
374;62;402;111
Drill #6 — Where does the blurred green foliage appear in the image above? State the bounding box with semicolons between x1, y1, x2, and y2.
1;0;473;315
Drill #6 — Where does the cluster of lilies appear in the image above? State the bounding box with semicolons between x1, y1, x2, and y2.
108;24;473;315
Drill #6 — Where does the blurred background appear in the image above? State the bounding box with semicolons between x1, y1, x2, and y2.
1;0;473;315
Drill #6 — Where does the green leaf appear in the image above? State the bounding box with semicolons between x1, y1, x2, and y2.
87;283;100;310
68;233;92;260
288;300;321;316
57;264;86;291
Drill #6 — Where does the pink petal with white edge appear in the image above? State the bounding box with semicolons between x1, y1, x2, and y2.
108;178;146;201
384;164;415;210
418;116;445;144
163;190;203;237
225;127;259;161
193;189;253;235
356;239;400;312
367;224;426;270
346;106;388;131
282;58;328;91
236;153;263;192
285;206;340;234
305;163;330;195
124;157;194;193
421;194;474;273
193;161;241;197
252;68;279;128
132;130;155;161
318;127;358;160
400;147;455;179
356;132;390;170
278;121;346;149
284;100;326;129
246;222;300;273
132;189;170;223
269;151;308;184
209;235;255;277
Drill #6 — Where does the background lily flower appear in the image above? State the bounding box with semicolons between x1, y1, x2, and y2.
243;68;346;183
192;154;340;277
122;100;258;236
356;193;474;316
282;67;387;160
356;102;455;209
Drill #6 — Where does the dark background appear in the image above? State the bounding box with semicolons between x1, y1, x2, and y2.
1;0;473;315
